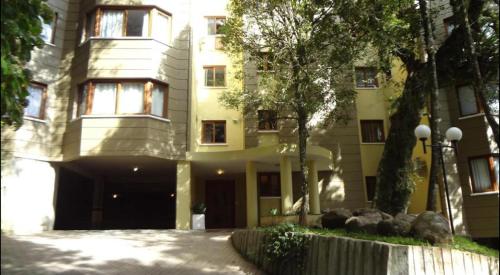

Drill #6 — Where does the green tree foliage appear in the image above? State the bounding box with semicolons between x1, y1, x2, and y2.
359;0;498;214
1;0;53;128
220;0;370;224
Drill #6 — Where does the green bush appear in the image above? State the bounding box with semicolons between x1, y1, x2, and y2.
263;223;309;273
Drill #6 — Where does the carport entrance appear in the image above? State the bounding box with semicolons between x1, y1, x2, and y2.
54;157;177;230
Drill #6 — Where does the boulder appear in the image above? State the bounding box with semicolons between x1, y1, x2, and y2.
321;208;352;229
377;213;417;236
353;208;393;221
345;216;380;234
411;211;453;244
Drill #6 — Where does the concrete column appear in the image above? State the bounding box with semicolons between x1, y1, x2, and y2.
246;161;258;228
91;178;104;229
176;161;192;230
307;160;320;214
280;156;293;214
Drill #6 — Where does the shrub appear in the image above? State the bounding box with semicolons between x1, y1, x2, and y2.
263;223;309;273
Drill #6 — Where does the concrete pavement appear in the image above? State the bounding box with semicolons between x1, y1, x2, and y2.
1;230;264;275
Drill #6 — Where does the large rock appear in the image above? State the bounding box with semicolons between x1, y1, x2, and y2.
378;213;417;236
353;208;393;221
321;208;352;229
345;216;380;234
411;211;453;244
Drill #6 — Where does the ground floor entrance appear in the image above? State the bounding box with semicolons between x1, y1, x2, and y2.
205;180;235;229
54;157;177;230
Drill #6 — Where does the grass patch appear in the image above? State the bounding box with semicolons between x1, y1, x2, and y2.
259;225;499;258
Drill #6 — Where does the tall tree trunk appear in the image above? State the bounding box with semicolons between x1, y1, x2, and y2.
419;0;442;211
297;107;309;226
375;61;427;215
451;0;500;147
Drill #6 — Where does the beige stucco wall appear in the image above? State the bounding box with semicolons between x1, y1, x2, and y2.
1;158;58;234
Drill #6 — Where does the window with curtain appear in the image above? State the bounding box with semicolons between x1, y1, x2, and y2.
153;12;171;44
120;83;144;114
360;120;385;143
457;85;479;116
355;67;378;88
78;80;167;118
258;110;277;130
207;17;226;35
470;155;499;193
151;85;165;117
100;10;124;37
24;83;47;119
204;66;225;87
40;12;57;44
92;83;117;114
202;121;226;143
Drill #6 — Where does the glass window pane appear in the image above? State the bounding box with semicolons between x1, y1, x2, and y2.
215;67;225;86
126;10;148;36
92;83;116;114
355;70;365;88
83;13;95;42
470;158;492;192
458;86;478;116
258;110;277;130
215;18;225;34
100;11;124;37
361;120;384;142
152;86;164;117
25;85;43;117
40;16;54;43
205;68;214;86
79;85;88;116
154;12;170;44
207;18;216;35
214;122;225;142
120;83;144;114
365;70;377;87
203;123;214;143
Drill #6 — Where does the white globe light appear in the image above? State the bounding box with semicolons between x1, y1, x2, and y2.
446;127;463;142
415;124;431;140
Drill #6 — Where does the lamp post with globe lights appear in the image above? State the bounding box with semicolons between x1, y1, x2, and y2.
414;124;463;234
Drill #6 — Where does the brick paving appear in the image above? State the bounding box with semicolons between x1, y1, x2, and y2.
1;230;264;275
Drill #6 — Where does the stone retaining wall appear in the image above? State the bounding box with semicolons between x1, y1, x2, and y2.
231;230;499;275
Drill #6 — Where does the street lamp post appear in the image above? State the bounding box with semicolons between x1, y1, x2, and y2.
415;124;463;234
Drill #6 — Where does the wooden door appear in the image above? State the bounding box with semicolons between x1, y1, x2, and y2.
205;180;235;229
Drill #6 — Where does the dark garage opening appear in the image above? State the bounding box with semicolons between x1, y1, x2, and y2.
54;168;94;230
102;182;176;229
55;167;176;230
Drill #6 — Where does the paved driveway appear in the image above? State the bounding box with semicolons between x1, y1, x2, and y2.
1;230;264;275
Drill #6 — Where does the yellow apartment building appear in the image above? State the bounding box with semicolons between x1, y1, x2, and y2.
1;0;497;245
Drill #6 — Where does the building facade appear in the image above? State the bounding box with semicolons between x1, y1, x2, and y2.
1;0;498;243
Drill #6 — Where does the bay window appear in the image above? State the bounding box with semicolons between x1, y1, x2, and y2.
77;80;168;118
80;6;171;43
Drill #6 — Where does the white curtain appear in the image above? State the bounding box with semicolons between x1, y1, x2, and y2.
458;86;478;115
142;12;149;36
120;83;144;114
153;12;170;43
470;158;491;192
100;11;123;37
151;86;164;116
92;83;116;114
25;85;43;117
40;17;53;43
79;85;87;116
